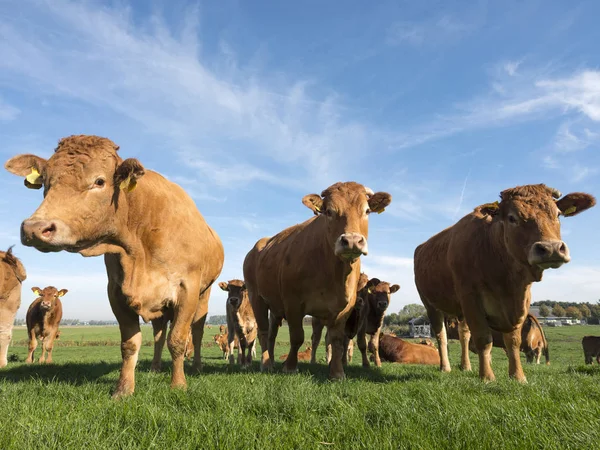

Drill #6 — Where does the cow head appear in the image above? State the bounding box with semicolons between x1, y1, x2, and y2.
32;286;67;310
219;279;246;311
5;135;145;254
302;182;392;261
219;325;226;335
364;277;400;315
479;184;595;279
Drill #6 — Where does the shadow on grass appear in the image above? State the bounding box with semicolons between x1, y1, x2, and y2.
0;361;121;386
566;364;600;376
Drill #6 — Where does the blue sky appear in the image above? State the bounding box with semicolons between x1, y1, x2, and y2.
1;0;600;320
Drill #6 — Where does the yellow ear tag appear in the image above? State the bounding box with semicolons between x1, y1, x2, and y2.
563;206;576;216
314;206;321;213
26;167;42;186
377;208;385;214
367;288;372;294
33;289;41;296
120;175;137;192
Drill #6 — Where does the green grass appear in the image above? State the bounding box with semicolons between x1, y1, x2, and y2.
2;325;600;449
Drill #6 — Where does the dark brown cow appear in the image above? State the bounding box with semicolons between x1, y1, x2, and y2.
0;247;27;368
244;182;391;379
582;336;600;364
446;314;550;365
25;286;66;364
415;184;594;382
5;135;224;397
376;333;440;365
280;345;312;361
219;279;258;367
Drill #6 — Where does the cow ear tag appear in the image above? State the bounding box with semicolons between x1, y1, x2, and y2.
120;175;137;192
563;206;576;216
25;168;43;189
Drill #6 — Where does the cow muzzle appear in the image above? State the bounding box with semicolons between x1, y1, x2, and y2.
41;301;51;310
377;300;389;312
335;233;368;260
528;240;571;269
21;218;70;252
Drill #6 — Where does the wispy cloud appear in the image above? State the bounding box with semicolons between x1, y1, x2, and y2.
503;60;522;77
386;15;472;47
0;98;20;121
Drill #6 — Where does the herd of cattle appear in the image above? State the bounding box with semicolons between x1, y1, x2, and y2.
0;134;599;398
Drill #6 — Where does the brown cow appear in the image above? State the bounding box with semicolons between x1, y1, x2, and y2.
243;182;391;379
219;324;227;335
5;135;224;397
415;184;594;382
446;314;549;365
0;247;27;368
582;336;600;364
25;286;67;364
213;332;239;359
376;333;440;365
280;345;312;361
219;279;258;367
312;324;356;365
149;312;196;371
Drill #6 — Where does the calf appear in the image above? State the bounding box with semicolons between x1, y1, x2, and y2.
219;279;258;367
376;333;440;365
415;184;594;382
6;135;224;397
0;247;27;368
582;336;600;364
214;333;238;359
25;286;67;364
281;345;312;361
244;182;391;379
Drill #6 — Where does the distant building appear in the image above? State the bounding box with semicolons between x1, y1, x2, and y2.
408;316;431;338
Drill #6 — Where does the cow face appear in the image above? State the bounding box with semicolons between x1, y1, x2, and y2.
32;286;67;311
365;278;400;315
219;280;246;311
302;182;392;261
480;184;595;277
4;135;145;254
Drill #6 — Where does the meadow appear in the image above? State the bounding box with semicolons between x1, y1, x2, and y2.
1;324;600;450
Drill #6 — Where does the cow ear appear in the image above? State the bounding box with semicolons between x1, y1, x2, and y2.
366;278;380;293
556;193;596;217
5;154;48;190
57;289;68;297
478;201;500;217
368;192;392;214
31;287;41;295
241;283;246;290
218;282;229;292
389;284;400;294
302;194;323;215
357;273;369;291
115;158;145;193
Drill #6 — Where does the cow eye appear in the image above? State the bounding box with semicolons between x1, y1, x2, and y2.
508;214;518;224
94;178;106;187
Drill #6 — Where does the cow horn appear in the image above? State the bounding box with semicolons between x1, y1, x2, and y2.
365;187;374;196
549;187;562;199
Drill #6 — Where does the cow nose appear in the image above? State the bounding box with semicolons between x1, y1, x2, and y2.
336;233;368;257
21;219;57;243
41;301;51;308
529;240;571;268
377;300;388;310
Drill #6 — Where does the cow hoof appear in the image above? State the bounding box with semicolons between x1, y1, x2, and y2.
112;385;134;399
150;365;162;373
282;365;298;374
170;381;187;391
328;373;346;381
25;359;33;364
192;362;203;373
459;365;472;372
440;366;451;373
260;362;273;373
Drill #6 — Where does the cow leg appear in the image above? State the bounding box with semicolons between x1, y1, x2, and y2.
327;323;347;380
0;319;15;368
457;319;472;371
356;329;369;367
341;336;349;366
348;340;353;364
469;324;495;382
250;293;272;372
43;334;56;364
283;314;303;374
370;331;383;368
503;329;526;383
535;349;541;365
427;308;451;373
39;337;47;363
228;334;237;365
150;316;169;372
310;318;324;364
190;287;210;373
109;284;142;398
267;313;281;367
26;329;37;364
325;328;333;364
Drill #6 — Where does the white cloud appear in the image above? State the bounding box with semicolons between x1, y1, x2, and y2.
386;15;472;47
503;60;522;77
532;265;600;303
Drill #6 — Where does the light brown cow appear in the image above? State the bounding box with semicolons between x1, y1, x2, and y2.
415;184;594;382
149;315;195;371
26;286;66;364
280;345;312;361
376;333;440;365
243;182;391;379
213;332;239;359
446;314;550;364
5;135;224;397
0;247;27;368
219;324;227;335
582;336;600;364
219;279;257;367
312;324;356;365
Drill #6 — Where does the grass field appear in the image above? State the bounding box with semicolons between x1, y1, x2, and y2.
2;324;600;449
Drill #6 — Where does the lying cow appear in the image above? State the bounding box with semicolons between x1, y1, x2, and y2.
244;182;392;379
25;286;67;364
415;184;594;382
582;336;600;364
446;314;550;365
219;279;258;367
5;135;224;397
0;247;27;368
280;345;312;361
376;333;440;365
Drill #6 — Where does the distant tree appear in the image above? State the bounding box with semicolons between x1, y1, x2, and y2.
579;304;591;319
397;304;427;324
538;305;551;317
207;315;227;325
384;313;401;326
552;305;566;317
565;306;582;320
